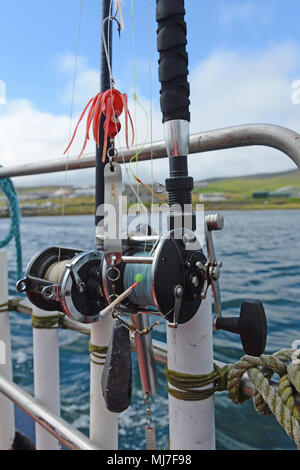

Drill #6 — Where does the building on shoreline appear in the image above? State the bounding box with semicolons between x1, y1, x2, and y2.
199;193;226;202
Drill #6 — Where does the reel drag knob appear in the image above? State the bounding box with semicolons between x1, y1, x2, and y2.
215;299;267;357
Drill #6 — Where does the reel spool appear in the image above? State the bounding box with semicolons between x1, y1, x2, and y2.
103;229;207;325
17;247;106;324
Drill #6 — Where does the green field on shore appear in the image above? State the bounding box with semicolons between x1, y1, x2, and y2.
192;169;300;210
193;169;300;199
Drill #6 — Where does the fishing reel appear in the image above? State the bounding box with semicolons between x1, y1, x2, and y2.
102;228;207;327
16;247;107;323
17;226;208;327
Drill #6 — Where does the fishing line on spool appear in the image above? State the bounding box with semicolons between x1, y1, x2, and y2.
123;253;155;307
44;259;71;283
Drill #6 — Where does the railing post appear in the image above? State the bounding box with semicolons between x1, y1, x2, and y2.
32;306;61;450
166;291;215;450
90;317;118;449
0;250;15;449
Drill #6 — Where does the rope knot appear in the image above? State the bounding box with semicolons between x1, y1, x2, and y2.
225;349;300;448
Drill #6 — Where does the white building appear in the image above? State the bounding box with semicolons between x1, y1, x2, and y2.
199;193;226;202
194;181;208;189
74;188;95;197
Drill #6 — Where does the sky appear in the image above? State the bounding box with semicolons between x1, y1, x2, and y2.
0;0;300;187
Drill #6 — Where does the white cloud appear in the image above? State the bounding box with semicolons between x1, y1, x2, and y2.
0;80;6;105
219;1;271;26
186;42;300;179
0;43;300;189
56;54;100;110
0;98;97;187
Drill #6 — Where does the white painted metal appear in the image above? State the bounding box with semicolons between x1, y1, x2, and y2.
32;306;61;450
90;317;118;449
167;291;215;450
0;250;15;449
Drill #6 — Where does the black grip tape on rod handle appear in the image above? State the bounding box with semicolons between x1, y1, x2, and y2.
156;0;190;123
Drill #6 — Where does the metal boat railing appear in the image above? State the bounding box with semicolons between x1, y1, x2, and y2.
0;123;300;450
0;374;102;450
0;124;299;178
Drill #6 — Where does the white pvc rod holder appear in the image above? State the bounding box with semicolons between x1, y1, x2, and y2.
90;316;118;450
32;306;61;450
0;250;15;449
167;291;215;450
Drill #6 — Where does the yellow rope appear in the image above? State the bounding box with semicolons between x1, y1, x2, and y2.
89;340;108;366
31;313;62;329
165;364;229;401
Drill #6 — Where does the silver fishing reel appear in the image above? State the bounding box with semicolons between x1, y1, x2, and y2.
17;246;106;323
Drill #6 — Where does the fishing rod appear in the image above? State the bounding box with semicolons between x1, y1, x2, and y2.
95;0;112;239
16;0;268;450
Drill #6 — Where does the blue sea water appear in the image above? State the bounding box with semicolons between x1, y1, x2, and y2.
1;210;300;450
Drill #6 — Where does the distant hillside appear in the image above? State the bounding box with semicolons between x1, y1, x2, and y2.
7;168;299;217
197;168;300;184
194;169;300;199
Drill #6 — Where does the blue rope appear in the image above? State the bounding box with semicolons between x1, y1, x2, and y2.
0;173;23;281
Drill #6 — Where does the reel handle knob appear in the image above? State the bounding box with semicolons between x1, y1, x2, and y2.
215;299;267;357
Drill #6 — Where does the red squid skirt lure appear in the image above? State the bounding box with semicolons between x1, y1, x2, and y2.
64;89;134;163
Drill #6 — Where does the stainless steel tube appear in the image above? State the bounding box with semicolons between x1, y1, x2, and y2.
189;123;300;170
0;374;102;450
132;314;158;396
0;124;300;178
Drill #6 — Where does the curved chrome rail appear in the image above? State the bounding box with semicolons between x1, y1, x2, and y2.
0;124;299;178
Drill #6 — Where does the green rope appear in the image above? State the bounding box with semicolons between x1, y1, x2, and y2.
165;364;230;401
288;362;300;392
0;171;23;281
0;298;23;313
31;313;62;329
89;341;108;366
0;301;9;313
